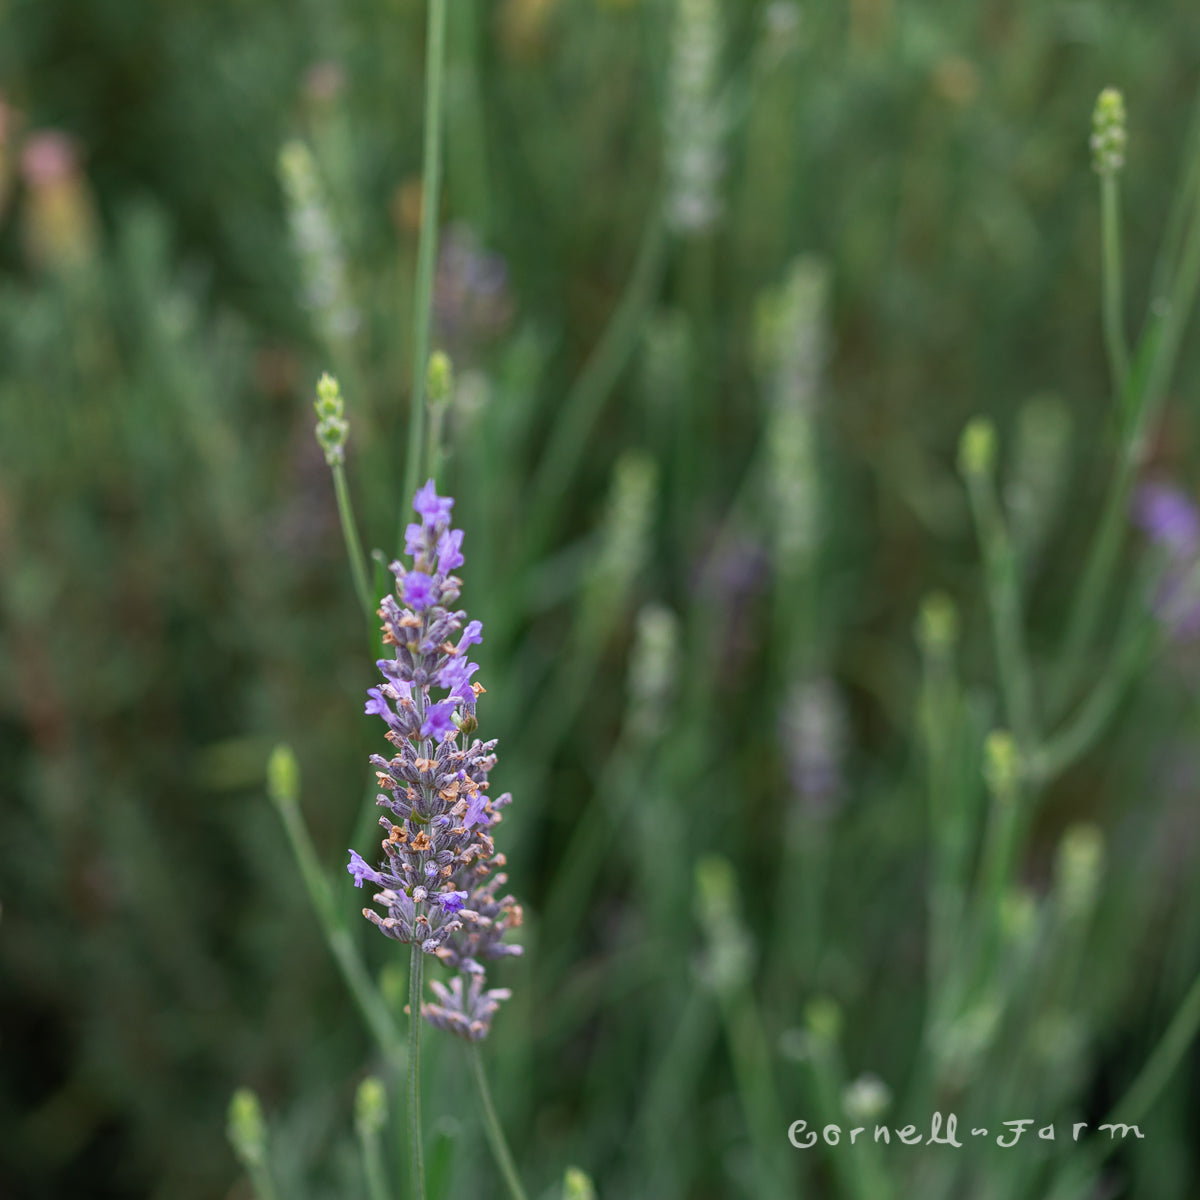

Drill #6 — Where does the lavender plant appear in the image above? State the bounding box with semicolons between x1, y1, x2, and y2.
347;477;524;1043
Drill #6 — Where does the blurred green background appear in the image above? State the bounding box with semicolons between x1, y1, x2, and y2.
3;0;1200;1197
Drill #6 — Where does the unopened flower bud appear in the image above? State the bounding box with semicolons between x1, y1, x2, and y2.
1055;823;1105;917
355;1076;388;1137
1091;88;1127;176
958;417;996;479
843;1073;891;1122
226;1088;268;1171
983;730;1019;799
562;1166;597;1200
266;744;300;810
805;996;842;1043
916;591;960;655
314;372;349;465
427;350;454;410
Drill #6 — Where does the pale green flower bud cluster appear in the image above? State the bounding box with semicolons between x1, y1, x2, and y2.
354;1076;388;1138
916;591;960;656
1091;88;1127;176
627;603;680;743
278;139;360;343
759;257;830;572
1055;823;1105;917
313;372;349;465
426;349;454;409
958;416;996;479
693;855;754;992
983;729;1020;799
664;0;727;234
226;1088;268;1172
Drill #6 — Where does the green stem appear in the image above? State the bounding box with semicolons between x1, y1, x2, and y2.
332;461;376;621
246;1164;280;1200
400;0;449;547
522;213;667;556
964;469;1037;753
1032;615;1156;785
1101;174;1130;397
1056;173;1200;706
470;1043;529;1200
360;1124;393;1200
425;401;446;489
272;792;406;1069
715;984;789;1198
1041;965;1200;1200
1111;966;1200;1129
408;944;427;1200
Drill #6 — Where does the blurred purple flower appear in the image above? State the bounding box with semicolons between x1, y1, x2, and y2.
1134;481;1200;640
1134;482;1200;556
433;223;514;355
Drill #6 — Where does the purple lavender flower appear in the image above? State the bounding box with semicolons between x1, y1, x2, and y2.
403;570;436;610
1134;481;1200;641
346;480;522;1041
1135;482;1200;556
420;699;459;741
433;223;514;356
347;849;387;889
437;528;465;573
405;522;426;557
413;479;454;526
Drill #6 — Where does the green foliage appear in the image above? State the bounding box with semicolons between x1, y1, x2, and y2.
4;1;1200;1198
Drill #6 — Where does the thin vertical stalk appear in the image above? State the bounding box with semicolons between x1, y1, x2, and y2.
332;461;375;620
1100;174;1129;396
408;945;427;1200
1112;966;1200;1129
400;0;449;549
360;1123;393;1200
1056;179;1200;706
271;788;406;1070
470;1044;530;1200
521;212;667;557
964;469;1037;753
246;1163;280;1200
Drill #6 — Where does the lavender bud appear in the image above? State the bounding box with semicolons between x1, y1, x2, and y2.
1054;823;1105;918
313;373;349;465
916;591;959;657
278;139;360;343
842;1073;891;1122
664;0;727;234
266;743;300;810
999;886;1038;947
427;350;454;410
1091;88;1127;177
780;676;846;818
694;855;754;992
354;1076;388;1137
804;996;842;1044
226;1088;268;1171
562;1167;597;1200
982;730;1019;798
958;417;996;480
758;257;830;572
626;603;680;743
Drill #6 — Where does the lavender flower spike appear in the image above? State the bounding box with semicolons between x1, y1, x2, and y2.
346;480;523;1040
